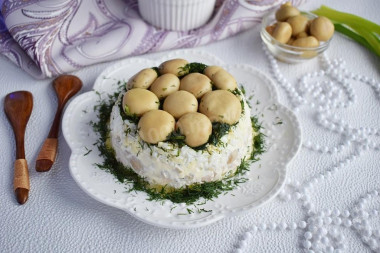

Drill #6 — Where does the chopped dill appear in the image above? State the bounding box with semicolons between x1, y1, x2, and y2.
166;129;186;148
208;122;231;147
125;127;132;136
165;121;235;151
95;90;101;98
195;200;207;206
273;117;283;125
250;116;265;162
231;88;245;114
120;102;139;124
240;85;246;95
240;100;245;114
235;159;251;175
231;88;241;96
152;67;160;76
83;147;92;156
178;62;208;77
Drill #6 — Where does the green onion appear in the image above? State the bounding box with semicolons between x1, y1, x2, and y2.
312;5;380;57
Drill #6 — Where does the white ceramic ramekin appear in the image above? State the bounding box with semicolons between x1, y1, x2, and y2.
138;0;216;31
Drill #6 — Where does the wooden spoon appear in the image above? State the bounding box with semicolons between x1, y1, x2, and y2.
4;91;33;204
36;75;82;172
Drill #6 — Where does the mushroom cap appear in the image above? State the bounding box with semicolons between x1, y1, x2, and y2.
138;110;175;144
272;22;293;44
163;90;198;119
292;36;320;48
209;69;237;90
159;58;189;76
176;112;212;147
180;73;212;99
199;90;242;125
310;16;334;41
287;15;309;36
275;5;300;21
204;65;222;78
127;68;158;89
122;88;159;116
150;73;180;99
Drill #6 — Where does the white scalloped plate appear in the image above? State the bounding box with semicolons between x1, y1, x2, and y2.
62;50;301;229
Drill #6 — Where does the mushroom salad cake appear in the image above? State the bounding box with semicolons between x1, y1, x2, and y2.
109;58;259;189
91;58;265;204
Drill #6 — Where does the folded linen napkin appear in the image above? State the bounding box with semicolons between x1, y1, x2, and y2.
0;0;303;79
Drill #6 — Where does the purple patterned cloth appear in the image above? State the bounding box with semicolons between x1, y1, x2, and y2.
0;0;304;79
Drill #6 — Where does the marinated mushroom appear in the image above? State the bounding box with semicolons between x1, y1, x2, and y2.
127;68;158;89
265;24;276;35
138;110;175;144
208;69;237;91
203;66;222;78
163;90;198;119
150;73;180;99
287;15;309;36
292;36;320;48
122;88;159;116
176;112;212;147
158;58;189;76
199;90;242;125
275;4;300;22
286;37;295;45
180;73;212;99
310;16;335;41
296;32;308;39
272;22;292;44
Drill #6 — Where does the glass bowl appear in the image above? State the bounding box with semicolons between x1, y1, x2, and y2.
260;11;331;63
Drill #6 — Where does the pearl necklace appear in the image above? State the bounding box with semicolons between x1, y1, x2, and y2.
234;44;380;253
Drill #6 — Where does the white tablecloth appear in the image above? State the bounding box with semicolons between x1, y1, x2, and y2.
1;0;379;252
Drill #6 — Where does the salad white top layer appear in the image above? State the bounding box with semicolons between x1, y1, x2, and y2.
110;90;253;189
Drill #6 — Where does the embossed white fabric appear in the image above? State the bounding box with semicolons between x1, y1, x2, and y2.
1;0;379;252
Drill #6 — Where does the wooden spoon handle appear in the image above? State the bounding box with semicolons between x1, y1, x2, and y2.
36;138;58;172
48;106;63;139
14;159;30;204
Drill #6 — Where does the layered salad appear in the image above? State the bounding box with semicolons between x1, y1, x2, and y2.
92;59;264;204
